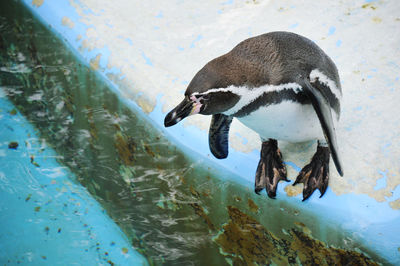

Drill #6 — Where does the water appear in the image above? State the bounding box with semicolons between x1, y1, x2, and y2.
0;1;384;265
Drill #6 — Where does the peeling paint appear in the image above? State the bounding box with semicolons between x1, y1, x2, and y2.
32;0;44;7
284;183;302;197
137;95;154;114
389;199;400;210
89;54;101;70
62;16;75;28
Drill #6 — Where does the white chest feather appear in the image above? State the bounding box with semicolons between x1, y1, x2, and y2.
236;101;326;142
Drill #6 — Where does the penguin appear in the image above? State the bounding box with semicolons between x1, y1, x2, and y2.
164;31;343;201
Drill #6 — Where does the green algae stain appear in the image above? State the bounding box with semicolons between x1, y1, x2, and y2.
156;193;180;211
214;206;378;266
119;165;135;186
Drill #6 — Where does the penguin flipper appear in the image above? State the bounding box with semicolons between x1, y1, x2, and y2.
302;78;343;176
209;114;233;159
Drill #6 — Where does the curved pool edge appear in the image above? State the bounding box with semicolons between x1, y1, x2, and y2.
20;0;400;264
0;90;148;265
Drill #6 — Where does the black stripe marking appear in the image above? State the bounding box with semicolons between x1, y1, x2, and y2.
232;81;340;118
233;89;309;117
310;78;341;116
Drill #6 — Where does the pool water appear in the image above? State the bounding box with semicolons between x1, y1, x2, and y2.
0;92;147;265
0;1;384;265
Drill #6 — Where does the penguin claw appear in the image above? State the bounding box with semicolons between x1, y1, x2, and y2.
294;145;330;201
254;188;262;195
254;140;288;199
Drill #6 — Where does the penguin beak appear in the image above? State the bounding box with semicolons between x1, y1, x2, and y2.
164;96;202;127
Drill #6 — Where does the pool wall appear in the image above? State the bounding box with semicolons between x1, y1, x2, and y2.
0;90;147;265
19;0;400;263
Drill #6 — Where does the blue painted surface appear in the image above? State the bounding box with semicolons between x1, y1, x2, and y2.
0;90;147;265
190;34;203;48
328;26;336;36
221;0;234;5
155;11;163;18
141;51;154;66
284;161;302;172
374;170;388;190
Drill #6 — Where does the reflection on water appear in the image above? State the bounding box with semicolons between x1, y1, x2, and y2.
0;1;382;265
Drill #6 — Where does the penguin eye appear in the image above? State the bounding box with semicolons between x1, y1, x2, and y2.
201;94;210;100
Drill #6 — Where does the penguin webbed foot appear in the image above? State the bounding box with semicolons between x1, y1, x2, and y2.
293;145;330;201
255;139;288;198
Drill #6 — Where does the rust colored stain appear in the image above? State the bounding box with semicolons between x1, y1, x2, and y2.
247;198;259;213
214;206;378;265
114;132;136;166
189;203;215;231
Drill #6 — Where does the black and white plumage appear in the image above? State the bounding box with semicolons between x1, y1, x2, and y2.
164;31;343;201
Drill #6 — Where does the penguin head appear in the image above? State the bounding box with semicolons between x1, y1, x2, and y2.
164;61;239;127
